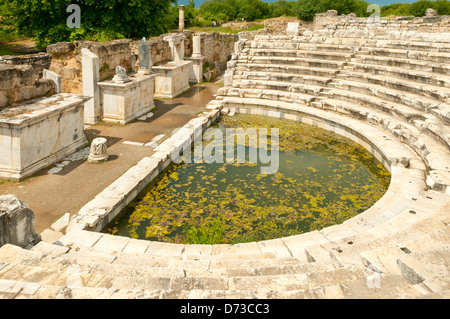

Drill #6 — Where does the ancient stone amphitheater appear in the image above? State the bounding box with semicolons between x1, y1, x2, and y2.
0;14;449;299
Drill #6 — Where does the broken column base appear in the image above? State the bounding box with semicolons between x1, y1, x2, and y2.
0;195;41;249
187;56;205;84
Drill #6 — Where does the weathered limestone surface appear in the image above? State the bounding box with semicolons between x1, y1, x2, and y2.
88;138;108;163
0;53;52;77
0;65;54;109
187;35;205;83
81;48;100;124
153;61;192;99
48;40;133;94
0;195;40;248
1;14;449;300
98;72;157;124
0;93;90;180
137;38;152;75
43;69;62;94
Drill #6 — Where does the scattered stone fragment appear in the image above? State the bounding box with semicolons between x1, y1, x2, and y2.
144;141;158;148
47;167;63;175
123;141;145;146
151;134;165;142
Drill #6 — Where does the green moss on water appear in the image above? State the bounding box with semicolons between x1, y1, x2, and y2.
103;114;391;244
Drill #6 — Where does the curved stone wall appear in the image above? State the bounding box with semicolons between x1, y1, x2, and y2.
0;17;449;299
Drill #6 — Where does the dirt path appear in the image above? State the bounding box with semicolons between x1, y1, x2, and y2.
0;38;38;55
0;82;222;233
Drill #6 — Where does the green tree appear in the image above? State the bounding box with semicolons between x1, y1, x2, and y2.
322;0;358;15
293;0;325;21
199;0;269;22
409;0;450;16
269;0;296;17
199;0;237;21
3;0;176;50
380;3;412;17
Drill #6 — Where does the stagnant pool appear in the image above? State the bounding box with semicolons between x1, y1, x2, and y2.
102;114;391;244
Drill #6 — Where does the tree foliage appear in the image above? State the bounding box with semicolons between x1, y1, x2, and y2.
199;0;270;22
409;0;450;16
292;0;325;21
2;0;176;49
269;0;295;17
378;0;450;17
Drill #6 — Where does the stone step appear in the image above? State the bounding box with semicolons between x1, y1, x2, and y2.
345;61;450;89
247;56;346;69
332;209;449;272
360;226;450;277
227;267;367;292
323;88;450;148
254;36;369;47
242;71;332;87
242;63;339;77
353;54;450;75
330;78;442;112
2;277;418;299
10;246;337;285
2;247;352;294
363;48;450;67
429;103;450;125
319;98;450;175
0;244;45;266
239;79;326;95
337;69;450;103
339;274;424;298
0;262;116;289
345;189;450;235
396;245;450;294
322;88;429;123
251;41;358;53
249;48;353;61
224;87;316;104
372;39;450;53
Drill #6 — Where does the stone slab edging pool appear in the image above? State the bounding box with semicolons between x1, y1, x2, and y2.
63;98;433;254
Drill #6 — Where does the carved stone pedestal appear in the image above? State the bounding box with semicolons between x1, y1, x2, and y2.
88;137;108;163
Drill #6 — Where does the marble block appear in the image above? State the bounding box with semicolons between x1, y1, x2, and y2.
97;73;157;124
152;60;192;99
0;93;90;180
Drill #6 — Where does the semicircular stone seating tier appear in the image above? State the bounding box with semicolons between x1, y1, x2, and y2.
1;30;450;299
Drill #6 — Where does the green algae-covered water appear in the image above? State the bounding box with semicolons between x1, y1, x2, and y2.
103;114;390;244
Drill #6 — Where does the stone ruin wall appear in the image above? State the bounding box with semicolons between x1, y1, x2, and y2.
0;64;54;109
0;53;52;77
46;39;134;94
45;31;237;95
312;11;450;37
260;11;450;37
198;32;238;73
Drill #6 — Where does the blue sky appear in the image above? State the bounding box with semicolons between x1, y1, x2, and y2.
176;0;418;9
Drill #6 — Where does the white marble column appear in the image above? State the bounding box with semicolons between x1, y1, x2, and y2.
179;5;185;32
188;35;205;83
82;48;100;124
